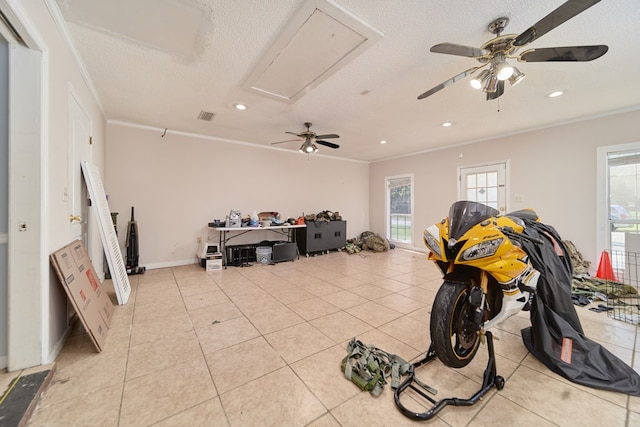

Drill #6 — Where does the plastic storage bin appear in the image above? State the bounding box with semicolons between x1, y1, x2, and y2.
255;246;272;264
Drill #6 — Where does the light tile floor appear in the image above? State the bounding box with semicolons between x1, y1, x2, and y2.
13;249;640;425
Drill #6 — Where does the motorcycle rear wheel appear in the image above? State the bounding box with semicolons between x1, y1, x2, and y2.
430;281;481;368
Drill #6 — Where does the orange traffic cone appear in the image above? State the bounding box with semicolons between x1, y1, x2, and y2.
596;250;617;281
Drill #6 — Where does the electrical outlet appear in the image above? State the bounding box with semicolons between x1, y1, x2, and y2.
197;237;202;244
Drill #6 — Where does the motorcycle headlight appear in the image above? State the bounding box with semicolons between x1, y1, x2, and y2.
460;238;503;261
423;226;442;257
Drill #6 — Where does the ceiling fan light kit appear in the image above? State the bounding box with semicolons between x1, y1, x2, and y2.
496;60;514;81
484;72;499;94
508;67;526;86
418;0;608;101
300;142;319;154
470;69;491;90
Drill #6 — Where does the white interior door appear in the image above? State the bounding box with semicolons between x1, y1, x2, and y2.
7;40;43;370
459;162;507;214
68;93;91;244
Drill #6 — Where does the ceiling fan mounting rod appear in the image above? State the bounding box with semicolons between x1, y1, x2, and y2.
488;17;509;36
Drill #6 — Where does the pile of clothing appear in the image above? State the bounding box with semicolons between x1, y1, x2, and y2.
303;210;342;222
346;231;394;254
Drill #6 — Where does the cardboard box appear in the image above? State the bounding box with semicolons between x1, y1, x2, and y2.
206;258;222;271
205;252;223;271
50;240;114;352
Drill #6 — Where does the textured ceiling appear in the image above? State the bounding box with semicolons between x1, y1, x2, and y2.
55;0;640;162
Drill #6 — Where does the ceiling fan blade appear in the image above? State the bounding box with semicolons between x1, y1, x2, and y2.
418;66;480;100
513;0;601;47
285;131;301;136
519;45;608;62
486;80;505;101
316;140;340;149
314;133;339;139
271;139;299;145
430;43;488;58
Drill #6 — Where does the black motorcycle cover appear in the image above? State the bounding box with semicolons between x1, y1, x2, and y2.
519;219;640;396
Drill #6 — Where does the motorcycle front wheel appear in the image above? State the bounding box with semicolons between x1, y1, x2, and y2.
430;281;481;368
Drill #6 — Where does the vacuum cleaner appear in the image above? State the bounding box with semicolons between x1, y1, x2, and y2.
126;206;146;275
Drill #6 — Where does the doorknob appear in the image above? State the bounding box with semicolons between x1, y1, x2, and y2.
69;215;82;223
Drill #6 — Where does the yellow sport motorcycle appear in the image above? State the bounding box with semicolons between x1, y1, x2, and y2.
395;200;545;420
422;200;542;369
396;200;640;420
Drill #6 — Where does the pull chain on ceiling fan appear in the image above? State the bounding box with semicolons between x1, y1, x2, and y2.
271;122;340;153
417;0;608;101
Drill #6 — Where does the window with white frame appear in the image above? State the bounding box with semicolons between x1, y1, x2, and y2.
386;175;413;244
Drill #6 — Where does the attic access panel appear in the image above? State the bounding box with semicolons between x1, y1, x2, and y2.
243;0;382;103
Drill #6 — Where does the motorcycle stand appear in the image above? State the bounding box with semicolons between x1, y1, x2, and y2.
394;330;504;421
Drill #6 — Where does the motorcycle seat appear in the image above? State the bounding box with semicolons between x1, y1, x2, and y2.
505;208;539;222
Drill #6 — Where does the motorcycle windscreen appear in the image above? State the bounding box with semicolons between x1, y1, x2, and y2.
448;201;500;240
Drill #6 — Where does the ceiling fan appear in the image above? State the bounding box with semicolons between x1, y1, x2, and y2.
417;0;608;101
271;122;340;153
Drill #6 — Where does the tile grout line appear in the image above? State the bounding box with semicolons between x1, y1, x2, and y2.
175;268;233;427
116;273;139;427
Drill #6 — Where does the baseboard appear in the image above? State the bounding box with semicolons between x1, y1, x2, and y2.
392;243;427;254
43;324;73;365
142;258;198;270
129;248;427;271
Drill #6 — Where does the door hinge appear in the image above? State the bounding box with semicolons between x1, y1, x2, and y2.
89;136;93;145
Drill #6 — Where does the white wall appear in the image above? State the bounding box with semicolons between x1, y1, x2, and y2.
370;109;640;272
105;123;370;269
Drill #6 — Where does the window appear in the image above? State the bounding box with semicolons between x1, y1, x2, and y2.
607;151;640;257
459;163;507;214
386;175;413;244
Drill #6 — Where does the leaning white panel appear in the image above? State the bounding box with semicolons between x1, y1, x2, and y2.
81;160;131;304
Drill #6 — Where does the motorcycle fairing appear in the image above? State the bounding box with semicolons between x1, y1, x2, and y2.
519;219;640;396
429;202;530;283
482;265;540;330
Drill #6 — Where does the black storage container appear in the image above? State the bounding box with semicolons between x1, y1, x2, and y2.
295;220;346;256
225;244;257;266
272;242;298;263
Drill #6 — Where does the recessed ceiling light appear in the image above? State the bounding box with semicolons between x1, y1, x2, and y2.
379;140;387;144
547;91;564;98
233;103;247;110
441;121;453;127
